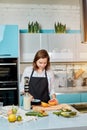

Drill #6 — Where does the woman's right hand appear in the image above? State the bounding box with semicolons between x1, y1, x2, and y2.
20;91;25;96
29;93;34;101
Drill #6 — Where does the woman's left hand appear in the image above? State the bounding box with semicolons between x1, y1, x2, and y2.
49;98;59;105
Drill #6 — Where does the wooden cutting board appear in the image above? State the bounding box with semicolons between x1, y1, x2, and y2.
32;104;71;111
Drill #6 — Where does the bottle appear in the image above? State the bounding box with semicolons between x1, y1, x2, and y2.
23;77;31;110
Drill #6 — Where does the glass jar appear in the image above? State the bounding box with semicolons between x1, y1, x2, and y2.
23;92;31;110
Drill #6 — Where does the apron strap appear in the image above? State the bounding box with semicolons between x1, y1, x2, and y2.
30;69;34;78
30;69;47;78
45;70;47;78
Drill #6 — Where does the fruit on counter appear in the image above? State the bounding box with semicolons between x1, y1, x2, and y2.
16;115;22;121
8;113;23;123
60;112;71;117
7;106;23;123
12;108;17;114
53;108;77;118
7;109;13;116
8;114;16;122
25;110;48;117
60;111;77;118
41;102;50;107
7;106;18;115
39;110;48;116
48;99;58;106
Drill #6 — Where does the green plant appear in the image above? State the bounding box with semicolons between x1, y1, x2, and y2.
54;22;66;33
28;21;40;33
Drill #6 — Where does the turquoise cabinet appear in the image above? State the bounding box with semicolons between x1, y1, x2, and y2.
80;92;87;102
0;25;18;58
56;93;81;104
20;93;87;105
57;93;87;104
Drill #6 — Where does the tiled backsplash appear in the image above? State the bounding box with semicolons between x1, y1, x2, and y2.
20;62;87;93
51;62;87;92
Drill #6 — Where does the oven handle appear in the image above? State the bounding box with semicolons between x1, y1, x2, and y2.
0;63;16;65
0;88;17;90
0;81;17;83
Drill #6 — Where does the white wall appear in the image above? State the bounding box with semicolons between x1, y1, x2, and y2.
0;0;80;30
0;0;81;75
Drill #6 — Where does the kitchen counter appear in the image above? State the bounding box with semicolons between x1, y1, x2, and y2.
0;107;87;130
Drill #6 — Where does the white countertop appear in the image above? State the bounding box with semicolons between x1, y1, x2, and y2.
0;109;87;130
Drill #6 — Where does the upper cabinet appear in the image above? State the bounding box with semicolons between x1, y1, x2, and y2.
20;33;87;62
20;33;41;62
0;25;18;58
47;34;76;62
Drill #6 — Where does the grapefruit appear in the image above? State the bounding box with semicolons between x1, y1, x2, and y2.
7;109;13;116
48;99;58;106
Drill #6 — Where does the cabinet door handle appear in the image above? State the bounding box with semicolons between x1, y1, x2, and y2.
0;54;11;56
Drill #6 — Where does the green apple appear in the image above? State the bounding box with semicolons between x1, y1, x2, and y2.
12;108;17;114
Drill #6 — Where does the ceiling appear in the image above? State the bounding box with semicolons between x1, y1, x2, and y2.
0;0;78;5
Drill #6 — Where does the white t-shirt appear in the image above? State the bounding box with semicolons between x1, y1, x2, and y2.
20;66;55;96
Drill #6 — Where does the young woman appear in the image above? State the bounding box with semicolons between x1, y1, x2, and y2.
20;49;57;103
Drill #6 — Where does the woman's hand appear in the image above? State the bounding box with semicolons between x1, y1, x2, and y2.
29;93;34;101
20;92;34;101
51;94;59;104
51;94;56;99
20;91;25;96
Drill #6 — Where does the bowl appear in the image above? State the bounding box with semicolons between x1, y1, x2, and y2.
31;99;41;105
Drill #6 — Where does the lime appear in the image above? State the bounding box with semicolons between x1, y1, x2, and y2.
16;115;22;121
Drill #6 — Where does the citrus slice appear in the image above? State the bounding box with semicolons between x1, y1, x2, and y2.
41;102;49;107
48;99;58;106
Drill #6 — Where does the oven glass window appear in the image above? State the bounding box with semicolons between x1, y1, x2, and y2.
0;58;18;81
0;90;18;106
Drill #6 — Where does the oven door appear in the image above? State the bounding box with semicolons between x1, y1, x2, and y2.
0;58;18;81
0;81;18;106
0;88;18;106
0;58;18;106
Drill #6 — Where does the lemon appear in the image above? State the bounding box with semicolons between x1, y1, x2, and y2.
8;114;16;122
16;115;22;121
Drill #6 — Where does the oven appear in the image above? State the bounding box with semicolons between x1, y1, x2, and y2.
0;58;19;106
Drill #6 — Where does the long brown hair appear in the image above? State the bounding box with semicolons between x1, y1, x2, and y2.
33;49;50;70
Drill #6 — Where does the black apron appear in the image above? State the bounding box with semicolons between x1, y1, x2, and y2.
29;70;50;103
